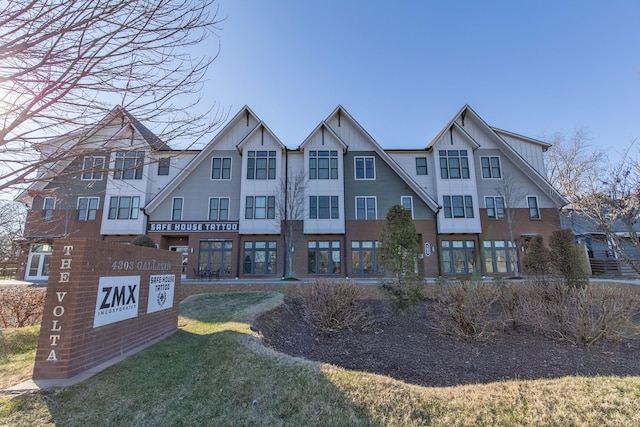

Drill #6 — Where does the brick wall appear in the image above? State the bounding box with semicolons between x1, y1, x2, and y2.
32;238;182;380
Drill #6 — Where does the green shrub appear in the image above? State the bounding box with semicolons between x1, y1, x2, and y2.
380;278;425;311
549;229;589;287
131;234;157;248
523;235;551;278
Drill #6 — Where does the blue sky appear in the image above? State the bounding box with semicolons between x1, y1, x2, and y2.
202;1;640;156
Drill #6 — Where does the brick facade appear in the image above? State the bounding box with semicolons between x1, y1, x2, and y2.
32;238;181;380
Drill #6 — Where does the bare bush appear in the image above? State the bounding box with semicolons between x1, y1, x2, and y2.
515;280;640;346
0;286;46;328
431;280;501;341
294;280;366;333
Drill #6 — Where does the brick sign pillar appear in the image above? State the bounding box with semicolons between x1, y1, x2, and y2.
33;238;182;381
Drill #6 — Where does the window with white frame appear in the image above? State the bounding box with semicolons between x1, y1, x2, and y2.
309;150;338;179
485;196;506;219
415;157;428;175
108;196;140;220
43;197;56;221
355;196;376;220
247;151;276;180
113;151;144;180
527;196;540;219
245;196;275;219
81;156;105;180
355;156;375;180
401;196;413;217
209;197;229;221
439;150;470;179
480;156;502;179
172;198;183;220
77;197;99;221
211;157;232;180
310;196;339;219
157;158;170;176
443;195;474;218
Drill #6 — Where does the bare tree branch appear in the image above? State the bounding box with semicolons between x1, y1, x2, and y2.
0;0;224;193
543;128;606;201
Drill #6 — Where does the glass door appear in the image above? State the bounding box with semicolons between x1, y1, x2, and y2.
169;246;189;279
25;244;53;281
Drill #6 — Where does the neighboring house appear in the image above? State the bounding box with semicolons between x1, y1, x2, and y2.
561;209;640;276
15;107;196;281
15;104;567;281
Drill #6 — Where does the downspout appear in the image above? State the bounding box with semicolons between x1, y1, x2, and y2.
141;207;150;236
283;148;289;278
434;206;442;278
475;232;482;277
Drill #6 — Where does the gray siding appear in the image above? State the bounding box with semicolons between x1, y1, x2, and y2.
344;151;436;220
150;150;242;221
474;148;556;208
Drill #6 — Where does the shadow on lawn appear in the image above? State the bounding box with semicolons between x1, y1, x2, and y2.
27;292;380;427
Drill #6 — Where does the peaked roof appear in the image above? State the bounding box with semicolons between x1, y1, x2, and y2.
298;118;349;152
428;104;568;208
15;107;171;205
118;107;172;151
322;105;440;212
145;105;276;213
236;117;286;153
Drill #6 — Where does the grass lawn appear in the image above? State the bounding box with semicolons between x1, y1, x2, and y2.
1;291;639;426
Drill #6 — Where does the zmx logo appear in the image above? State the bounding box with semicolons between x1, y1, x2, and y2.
99;285;137;309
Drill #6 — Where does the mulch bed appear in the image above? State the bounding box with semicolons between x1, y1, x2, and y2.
254;296;640;387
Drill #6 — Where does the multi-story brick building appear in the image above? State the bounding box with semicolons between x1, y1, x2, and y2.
16;104;567;281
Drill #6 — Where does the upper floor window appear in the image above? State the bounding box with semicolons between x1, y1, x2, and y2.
527;196;540;219
172;197;183;221
77;197;99;221
401;196;413;218
245;196;275;219
157;158;170;176
309;150;338;179
443;195;474;218
416;157;428;175
355;156;375;180
81;156;105;180
209;197;229;221
485;196;506;219
310;196;339;219
108;196;140;220
439;150;469;179
43;197;56;221
480;156;502;179
113;151;144;180
211;157;231;180
355;196;376;220
247;151;276;180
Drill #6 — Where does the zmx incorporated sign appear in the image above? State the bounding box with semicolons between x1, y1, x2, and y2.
93;276;140;328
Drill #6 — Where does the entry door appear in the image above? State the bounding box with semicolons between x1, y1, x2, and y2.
26;244;53;281
169;246;189;278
